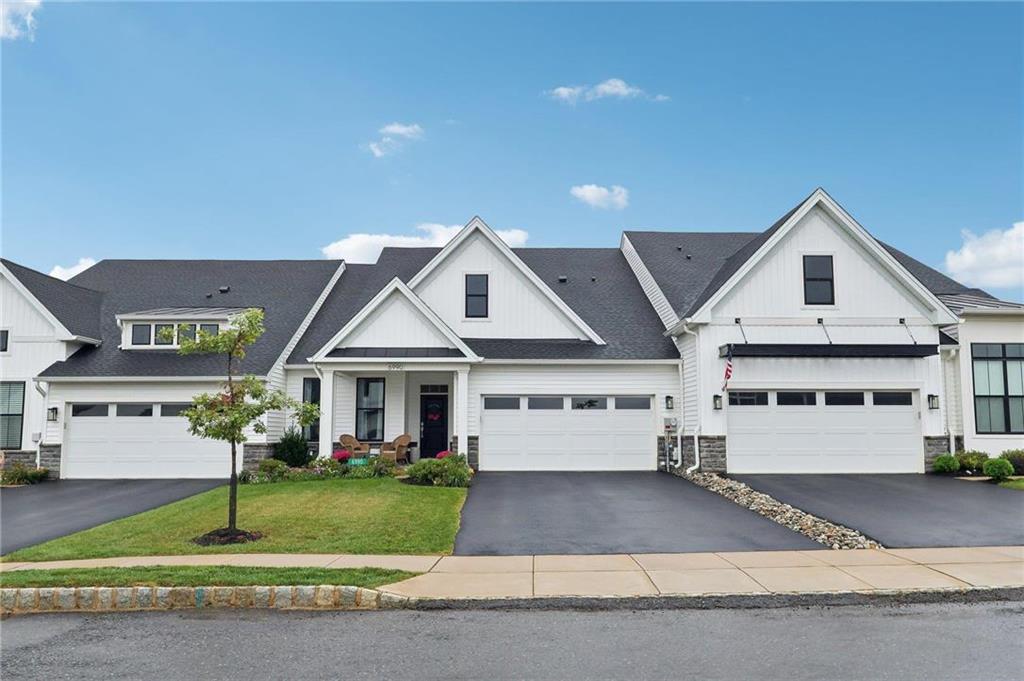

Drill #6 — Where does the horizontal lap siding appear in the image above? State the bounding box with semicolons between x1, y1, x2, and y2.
467;364;678;436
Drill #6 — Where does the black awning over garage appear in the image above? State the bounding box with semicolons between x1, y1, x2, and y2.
719;343;939;358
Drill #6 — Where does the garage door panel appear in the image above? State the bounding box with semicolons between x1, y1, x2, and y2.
66;406;231;479
727;390;922;474
480;395;655;471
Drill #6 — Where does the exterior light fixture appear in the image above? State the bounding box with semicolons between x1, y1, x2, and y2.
665;395;674;410
713;394;723;410
927;394;939;410
46;407;59;422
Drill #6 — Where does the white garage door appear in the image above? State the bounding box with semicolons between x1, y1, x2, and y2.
65;402;232;479
479;395;656;471
726;390;923;474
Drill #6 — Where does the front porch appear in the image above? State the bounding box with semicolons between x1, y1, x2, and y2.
314;362;473;464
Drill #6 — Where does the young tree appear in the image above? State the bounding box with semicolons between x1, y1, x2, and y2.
166;308;317;543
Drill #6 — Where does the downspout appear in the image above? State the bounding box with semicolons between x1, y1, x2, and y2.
675;359;684;468
33;379;48;468
941;346;959;455
680;321;702;475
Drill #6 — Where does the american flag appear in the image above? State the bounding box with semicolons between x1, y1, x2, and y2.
722;347;733;391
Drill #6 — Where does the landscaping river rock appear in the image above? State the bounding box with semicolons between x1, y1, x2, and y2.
676;471;882;550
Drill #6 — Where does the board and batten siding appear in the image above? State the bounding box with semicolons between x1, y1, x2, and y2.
620;234;678;329
341;291;454;349
413;231;587;340
466;363;679;436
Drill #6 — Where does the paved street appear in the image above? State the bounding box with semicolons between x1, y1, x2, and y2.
2;602;1021;680
0;480;223;555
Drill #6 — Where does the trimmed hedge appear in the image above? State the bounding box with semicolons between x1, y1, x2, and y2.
983;458;1014;482
0;464;49;485
931;454;959;475
405;455;472;487
954;450;989;474
999;449;1024;476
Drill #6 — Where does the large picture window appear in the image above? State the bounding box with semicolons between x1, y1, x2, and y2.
0;382;25;450
972;343;1024;434
356;377;385;441
303;377;321;442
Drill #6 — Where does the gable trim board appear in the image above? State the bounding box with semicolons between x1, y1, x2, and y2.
619;233;679;329
309;278;480;362
406;217;606;345
0;262;102;345
669;189;959;331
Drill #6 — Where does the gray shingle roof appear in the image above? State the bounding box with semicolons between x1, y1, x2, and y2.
39;260;340;378
289;246;679;362
2;259;104;340
627;198;980;321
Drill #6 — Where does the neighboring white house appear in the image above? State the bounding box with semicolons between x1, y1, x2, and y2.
1;188;1020;478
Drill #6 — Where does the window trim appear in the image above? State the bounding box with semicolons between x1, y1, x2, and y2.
464;273;489;320
802;254;835;306
154;323;175;346
971;343;1024;435
131;324;152;346
355;377;385;442
0;381;25;450
0;329;9;354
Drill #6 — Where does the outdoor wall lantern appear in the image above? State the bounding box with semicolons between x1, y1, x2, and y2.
712;394;723;410
665;395;674;410
927;394;939;410
46;407;59;422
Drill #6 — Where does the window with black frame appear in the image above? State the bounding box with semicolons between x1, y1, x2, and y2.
972;343;1024;434
0;382;25;450
465;274;488;318
303;377;321;442
356;377;385;441
803;255;834;305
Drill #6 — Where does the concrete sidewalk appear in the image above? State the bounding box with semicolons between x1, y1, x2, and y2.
3;547;1022;599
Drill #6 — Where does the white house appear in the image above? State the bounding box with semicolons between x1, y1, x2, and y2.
1;189;1020;478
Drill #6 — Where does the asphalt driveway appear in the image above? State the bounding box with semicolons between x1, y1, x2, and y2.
731;474;1024;548
454;472;820;555
1;479;223;555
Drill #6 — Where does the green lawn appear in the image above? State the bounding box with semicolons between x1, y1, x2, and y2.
5;478;466;562
999;479;1024;491
0;566;413;589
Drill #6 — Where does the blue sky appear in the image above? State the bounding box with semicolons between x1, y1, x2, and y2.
3;2;1022;300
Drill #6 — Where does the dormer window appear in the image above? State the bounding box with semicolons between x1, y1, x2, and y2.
179;324;197;342
131;324;152;345
465;274;488;318
803;255;835;305
154;324;175;345
200;323;220;336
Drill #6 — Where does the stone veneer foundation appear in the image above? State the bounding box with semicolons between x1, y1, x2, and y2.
242;443;276;472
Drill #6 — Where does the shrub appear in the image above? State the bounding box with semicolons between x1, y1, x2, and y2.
405;455;472;487
0;464;49;485
983;458;1014;482
257;458;289;481
344;464;377;479
370;457;396;478
999;449;1024;476
238;470;268;484
931;454;959;474
954;450;989;474
308;457;345;478
273;428;314;467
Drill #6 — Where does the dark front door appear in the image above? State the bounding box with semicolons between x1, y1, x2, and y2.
420;394;449;458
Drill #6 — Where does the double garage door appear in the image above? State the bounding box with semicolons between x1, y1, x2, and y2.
65;402;230;479
480;395;657;471
727;389;923;474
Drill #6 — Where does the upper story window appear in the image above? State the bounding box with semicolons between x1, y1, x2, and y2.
131;324;152;345
803;255;835;305
972;343;1024;434
154;324;175;346
128;321;221;347
0;329;8;353
200;323;220;336
465;274;489;318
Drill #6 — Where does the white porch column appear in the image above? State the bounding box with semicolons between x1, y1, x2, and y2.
317;369;335;459
455;367;470;456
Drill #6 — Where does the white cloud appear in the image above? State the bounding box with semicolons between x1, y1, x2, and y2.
570;184;629;210
321;222;529;263
1;0;40;40
945;222;1024;290
49;257;96;281
366;122;424;157
547;78;669;105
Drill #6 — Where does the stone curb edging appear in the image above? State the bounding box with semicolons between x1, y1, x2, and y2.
4;584;1021;616
676;471;882;550
0;585;411;617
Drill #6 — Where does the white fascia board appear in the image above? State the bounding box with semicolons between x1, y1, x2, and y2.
311;361;475;373
0;262;89;344
620;233;680;330
687;189;958;326
406;216;606;345
40;375;261;383
959;308;1024;318
479;358;681;365
309;277;479;362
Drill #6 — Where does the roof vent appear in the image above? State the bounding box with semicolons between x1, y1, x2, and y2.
591;276;597;282
676;246;683;251
219;286;231;294
685;254;692;260
205;293;213;299
557;275;568;284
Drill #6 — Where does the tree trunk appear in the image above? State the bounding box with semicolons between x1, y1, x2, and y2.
228;439;238;531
